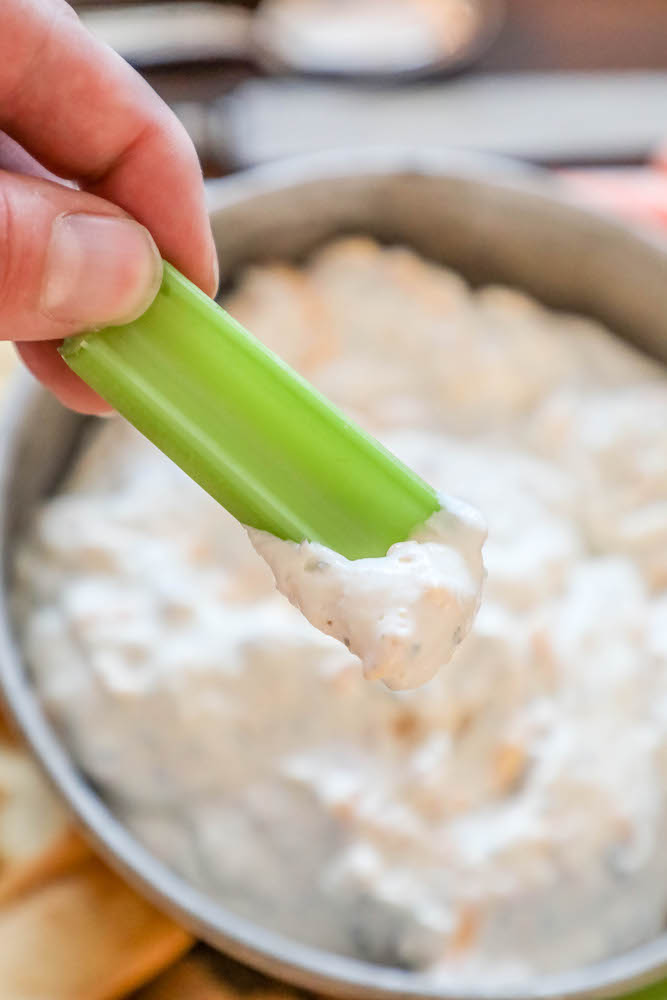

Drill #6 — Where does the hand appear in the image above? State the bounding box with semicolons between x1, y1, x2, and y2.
0;0;218;413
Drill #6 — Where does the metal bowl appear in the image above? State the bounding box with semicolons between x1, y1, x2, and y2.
1;150;667;999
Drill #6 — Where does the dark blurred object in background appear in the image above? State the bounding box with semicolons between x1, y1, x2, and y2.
77;0;504;79
479;0;667;71
71;0;667;175
73;0;667;71
251;0;502;79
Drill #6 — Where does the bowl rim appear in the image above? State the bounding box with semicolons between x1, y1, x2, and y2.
2;148;667;1000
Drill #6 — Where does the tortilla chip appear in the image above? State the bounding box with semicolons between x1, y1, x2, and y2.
0;707;20;747
0;746;71;868
0;723;90;906
0;857;192;999
0;827;89;906
137;955;232;999
137;950;304;1000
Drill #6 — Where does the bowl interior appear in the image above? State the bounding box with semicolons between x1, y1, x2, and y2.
1;152;667;1000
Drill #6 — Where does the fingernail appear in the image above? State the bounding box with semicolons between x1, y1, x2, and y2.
42;214;163;327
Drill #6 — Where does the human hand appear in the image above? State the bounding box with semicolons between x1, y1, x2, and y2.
0;0;218;413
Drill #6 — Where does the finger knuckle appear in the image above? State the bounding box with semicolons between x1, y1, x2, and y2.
1;0;80;113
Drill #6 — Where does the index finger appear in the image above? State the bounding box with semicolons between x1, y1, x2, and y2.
0;0;217;296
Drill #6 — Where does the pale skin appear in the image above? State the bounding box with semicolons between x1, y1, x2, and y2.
0;0;217;413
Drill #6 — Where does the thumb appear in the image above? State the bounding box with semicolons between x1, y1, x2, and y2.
0;170;163;342
1;169;163;413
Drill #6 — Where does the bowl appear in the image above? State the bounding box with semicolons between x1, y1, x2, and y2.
1;150;667;1000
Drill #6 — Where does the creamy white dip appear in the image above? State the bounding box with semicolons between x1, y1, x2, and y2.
249;494;485;691
13;239;667;986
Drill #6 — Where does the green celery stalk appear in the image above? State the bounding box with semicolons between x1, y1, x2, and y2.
60;262;439;560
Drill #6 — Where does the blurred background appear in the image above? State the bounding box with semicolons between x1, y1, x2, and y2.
70;0;667;222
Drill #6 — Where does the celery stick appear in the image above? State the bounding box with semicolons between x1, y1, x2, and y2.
60;263;439;560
